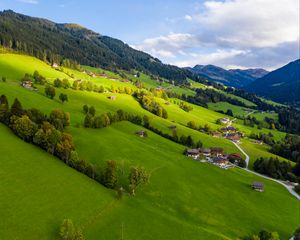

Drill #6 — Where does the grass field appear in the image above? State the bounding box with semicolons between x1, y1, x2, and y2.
0;124;115;240
0;53;299;239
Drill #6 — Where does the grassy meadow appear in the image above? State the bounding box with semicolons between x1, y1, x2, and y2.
0;53;299;239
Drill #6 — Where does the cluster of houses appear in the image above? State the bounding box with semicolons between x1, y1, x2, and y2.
209;124;244;143
185;147;239;169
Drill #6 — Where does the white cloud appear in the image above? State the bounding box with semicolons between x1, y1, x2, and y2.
17;0;39;4
133;0;299;69
132;33;200;59
184;15;193;21
173;49;248;68
194;0;299;48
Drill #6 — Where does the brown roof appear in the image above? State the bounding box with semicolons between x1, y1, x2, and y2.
187;149;200;155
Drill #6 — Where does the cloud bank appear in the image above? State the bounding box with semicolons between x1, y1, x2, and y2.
133;0;299;70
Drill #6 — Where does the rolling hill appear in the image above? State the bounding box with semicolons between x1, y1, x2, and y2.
187;65;268;88
246;59;300;105
0;52;299;239
0;10;196;83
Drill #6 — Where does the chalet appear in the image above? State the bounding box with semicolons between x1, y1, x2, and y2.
210;147;224;156
220;117;230;125
136;130;146;137
251;182;264;192
212;157;229;167
52;63;59;69
236;131;245;137
169;125;177;130
221;126;237;132
228;153;242;161
109;96;117;101
21;80;33;89
255;140;263;145
186;149;200;159
226;134;240;143
211;131;222;138
200;148;211;157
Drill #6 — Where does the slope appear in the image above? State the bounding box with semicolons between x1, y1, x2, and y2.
0;124;115;240
246;59;300;105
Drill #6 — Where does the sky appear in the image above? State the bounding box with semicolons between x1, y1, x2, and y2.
0;0;299;70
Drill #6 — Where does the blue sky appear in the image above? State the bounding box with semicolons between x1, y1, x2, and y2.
0;0;299;70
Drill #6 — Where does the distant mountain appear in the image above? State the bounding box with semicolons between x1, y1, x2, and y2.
187;65;268;88
0;10;195;83
246;59;300;105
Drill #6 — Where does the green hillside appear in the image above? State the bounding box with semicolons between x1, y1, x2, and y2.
0;53;299;239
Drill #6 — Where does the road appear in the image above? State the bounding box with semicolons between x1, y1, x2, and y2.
227;116;300;200
232;141;300;200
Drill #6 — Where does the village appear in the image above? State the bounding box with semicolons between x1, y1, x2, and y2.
185;146;244;169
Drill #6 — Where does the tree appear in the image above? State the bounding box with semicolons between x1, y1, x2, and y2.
84;114;93;128
89;106;96;116
128;166;150;195
60;219;75;240
59;93;68;104
294;226;300;240
45;85;56;99
54;78;63;88
62;79;70;89
0;94;9;121
56;133;74;163
226;109;233;116
83;105;89;114
50;109;70;129
186;135;194;147
2;76;6;82
59;219;85;240
12;115;37;142
187;121;197;130
103;160;118;189
10;98;23;117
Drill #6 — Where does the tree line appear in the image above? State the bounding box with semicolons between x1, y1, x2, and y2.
82;105;203;149
253;157;299;183
0;95;150;196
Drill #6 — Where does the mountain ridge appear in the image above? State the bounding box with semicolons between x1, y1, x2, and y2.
187;64;268;88
246;59;300;105
0;10;197;83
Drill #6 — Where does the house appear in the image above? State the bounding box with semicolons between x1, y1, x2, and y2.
211;131;222;138
52;63;59;69
212;157;229;167
210;147;224;156
255;140;263;145
109;96;117;101
226;134;240;143
21;80;33;89
220;117;230;125
136;130;147;137
165;102;171;106
228;153;242;161
200;148;211;157
169;125;177;130
186;149;200;159
252;182;264;192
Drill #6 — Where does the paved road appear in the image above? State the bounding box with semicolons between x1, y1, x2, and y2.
232;141;300;200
